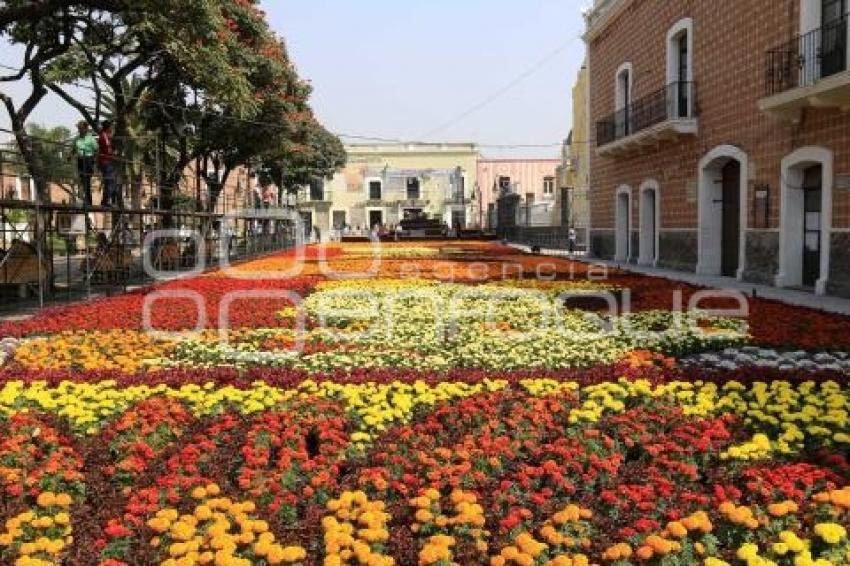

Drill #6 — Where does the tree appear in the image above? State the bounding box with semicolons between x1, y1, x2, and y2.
102;76;158;211
1;0;265;206
140;6;315;215
4;124;78;199
0;9;74;202
258;115;347;203
1;0;346;221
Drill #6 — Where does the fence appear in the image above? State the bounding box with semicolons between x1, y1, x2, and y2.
0;200;299;310
495;188;589;252
0;138;264;219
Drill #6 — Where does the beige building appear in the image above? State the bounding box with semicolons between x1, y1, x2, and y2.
299;143;480;239
566;63;591;238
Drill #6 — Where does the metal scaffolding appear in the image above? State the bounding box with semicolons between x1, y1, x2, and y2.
0;199;297;310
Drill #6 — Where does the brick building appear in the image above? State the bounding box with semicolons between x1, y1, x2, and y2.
585;0;850;297
0;144;251;214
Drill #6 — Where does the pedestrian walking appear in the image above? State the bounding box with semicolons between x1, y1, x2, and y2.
568;228;577;254
97;121;118;207
71;121;97;206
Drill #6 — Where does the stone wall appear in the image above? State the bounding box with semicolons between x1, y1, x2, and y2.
743;231;779;286
630;231;639;264
590;229;615;259
828;232;850;298
503;226;572;249
657;231;697;271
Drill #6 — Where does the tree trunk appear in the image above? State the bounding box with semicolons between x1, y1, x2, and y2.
207;165;231;214
112;88;130;207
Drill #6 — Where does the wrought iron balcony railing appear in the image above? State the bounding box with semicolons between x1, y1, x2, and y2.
596;81;696;147
765;13;848;96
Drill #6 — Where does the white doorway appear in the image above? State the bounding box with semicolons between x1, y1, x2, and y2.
697;145;749;279
615;186;632;262
776;147;833;295
639;181;660;266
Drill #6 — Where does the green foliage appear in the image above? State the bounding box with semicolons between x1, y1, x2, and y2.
4;124;76;183
1;0;346;210
5;209;27;224
257;118;347;196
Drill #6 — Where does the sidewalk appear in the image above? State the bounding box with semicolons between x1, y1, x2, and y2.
507;244;850;316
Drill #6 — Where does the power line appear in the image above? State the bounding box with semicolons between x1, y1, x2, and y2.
338;134;568;149
0;61;594;150
0;120;594;161
417;34;582;141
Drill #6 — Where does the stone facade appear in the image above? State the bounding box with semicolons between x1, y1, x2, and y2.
584;0;850;298
590;229;616;260
657;231;697;272
743;231;780;286
828;232;850;297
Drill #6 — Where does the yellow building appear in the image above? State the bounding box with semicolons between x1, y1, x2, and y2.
299;143;480;239
568;64;589;189
562;63;591;235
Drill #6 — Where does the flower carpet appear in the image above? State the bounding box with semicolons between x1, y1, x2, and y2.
1;242;849;566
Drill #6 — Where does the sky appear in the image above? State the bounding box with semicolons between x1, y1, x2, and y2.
1;0;589;159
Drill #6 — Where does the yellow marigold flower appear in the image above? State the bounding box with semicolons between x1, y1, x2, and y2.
36;492;56;507
54;493;73;507
814;523;847;545
666;521;688;538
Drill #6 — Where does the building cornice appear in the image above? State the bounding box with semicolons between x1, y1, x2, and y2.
345;143;479;156
477;158;561;164
583;0;633;43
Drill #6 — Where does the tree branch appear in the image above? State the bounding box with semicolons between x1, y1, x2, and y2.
0;44;33;82
0;92;17;126
20;72;46;121
114;55;146;82
48;83;96;126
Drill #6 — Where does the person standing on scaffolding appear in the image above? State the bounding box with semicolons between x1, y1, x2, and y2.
72;121;97;206
97;121;118;207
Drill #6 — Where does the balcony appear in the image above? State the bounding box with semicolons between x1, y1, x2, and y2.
595;81;698;157
444;194;471;206
300;190;333;207
761;13;850;122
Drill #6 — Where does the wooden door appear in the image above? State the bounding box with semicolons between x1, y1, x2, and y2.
720;161;740;278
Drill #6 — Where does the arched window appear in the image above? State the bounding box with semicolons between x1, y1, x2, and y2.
666;18;694;118
614;63;633;137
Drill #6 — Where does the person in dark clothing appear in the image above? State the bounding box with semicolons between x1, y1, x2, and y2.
97;121;118;207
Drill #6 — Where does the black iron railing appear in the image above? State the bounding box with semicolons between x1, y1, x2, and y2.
596;81;696;147
766;13;848;96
